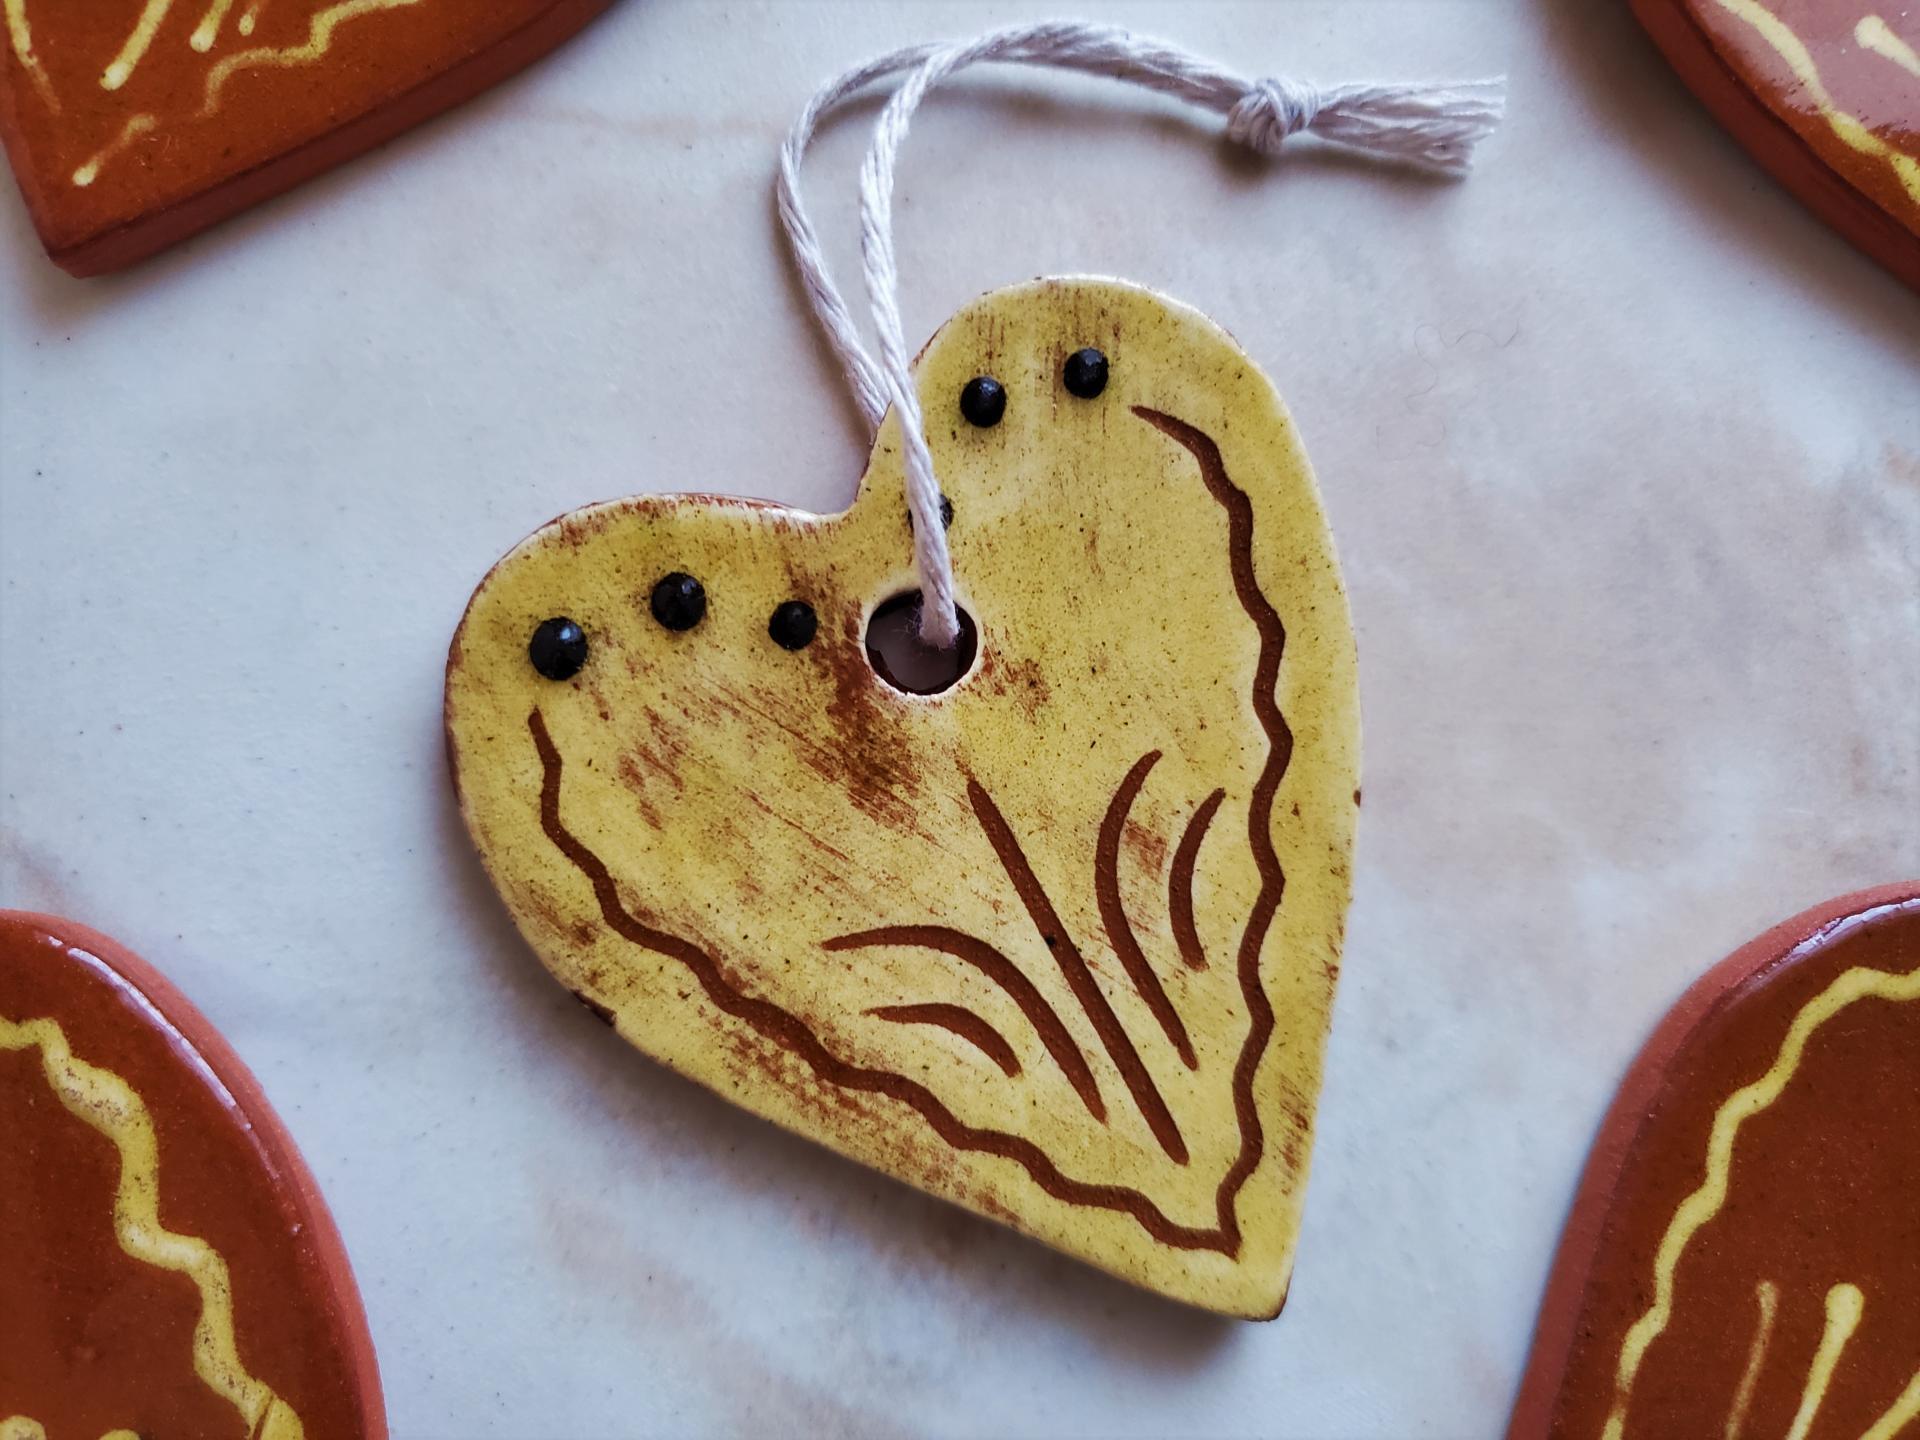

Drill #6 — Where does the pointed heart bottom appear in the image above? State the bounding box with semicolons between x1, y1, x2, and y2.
1507;883;1920;1438
0;911;386;1439
446;279;1362;1316
0;1;611;275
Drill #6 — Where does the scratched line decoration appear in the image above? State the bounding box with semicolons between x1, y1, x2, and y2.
0;911;386;1439
439;9;1515;1313
445;278;1363;1316
1507;884;1920;1439
443;17;1511;1313
1632;0;1920;290
0;0;611;274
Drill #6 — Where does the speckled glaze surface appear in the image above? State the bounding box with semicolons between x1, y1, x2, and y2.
445;277;1361;1318
4;2;1918;1431
1;911;386;1440
1508;882;1920;1440
1633;0;1920;288
0;0;611;275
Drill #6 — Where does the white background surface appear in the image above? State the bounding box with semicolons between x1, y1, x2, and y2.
3;2;1917;1436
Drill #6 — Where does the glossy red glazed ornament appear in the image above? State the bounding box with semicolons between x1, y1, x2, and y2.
0;0;613;276
1632;0;1920;291
0;911;385;1440
1508;882;1920;1440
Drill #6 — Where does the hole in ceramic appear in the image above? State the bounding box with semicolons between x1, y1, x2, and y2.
865;591;977;696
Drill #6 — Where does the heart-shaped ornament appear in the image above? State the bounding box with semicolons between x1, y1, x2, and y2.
1;911;385;1439
1508;883;1920;1438
446;277;1360;1316
0;0;610;275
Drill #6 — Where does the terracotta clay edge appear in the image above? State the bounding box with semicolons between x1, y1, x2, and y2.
1628;0;1920;293
21;0;615;276
0;909;390;1440
1502;878;1920;1440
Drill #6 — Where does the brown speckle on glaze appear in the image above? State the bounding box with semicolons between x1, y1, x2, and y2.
441;279;1360;1317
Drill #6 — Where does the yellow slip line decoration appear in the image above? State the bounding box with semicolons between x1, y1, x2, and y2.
1856;15;1920;80
1864;1371;1920;1440
192;0;241;53
1722;1280;1777;1440
1711;0;1920;206
1783;1283;1863;1440
1600;959;1920;1439
101;0;178;90
71;114;157;187
71;0;425;187
200;0;423;114
0;1013;307;1440
2;0;57;110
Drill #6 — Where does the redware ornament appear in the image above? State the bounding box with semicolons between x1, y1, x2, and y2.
0;0;612;276
1632;0;1920;291
1508;883;1920;1439
444;22;1503;1317
0;911;386;1440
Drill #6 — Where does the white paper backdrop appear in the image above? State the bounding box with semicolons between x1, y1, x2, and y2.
3;2;1917;1436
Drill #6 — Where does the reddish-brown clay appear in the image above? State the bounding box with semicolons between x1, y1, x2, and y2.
1632;0;1920;291
0;0;613;276
1507;882;1920;1439
0;910;385;1439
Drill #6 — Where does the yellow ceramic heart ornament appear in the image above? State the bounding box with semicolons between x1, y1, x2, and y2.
446;277;1359;1316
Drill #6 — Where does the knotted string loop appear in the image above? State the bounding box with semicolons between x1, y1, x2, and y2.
778;20;1504;644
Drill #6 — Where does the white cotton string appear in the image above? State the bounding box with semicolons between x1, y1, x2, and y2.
777;20;1505;646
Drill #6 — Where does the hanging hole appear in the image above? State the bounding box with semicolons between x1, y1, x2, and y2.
865;591;978;696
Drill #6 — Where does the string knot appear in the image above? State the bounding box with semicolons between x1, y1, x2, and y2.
777;20;1507;643
1225;77;1323;155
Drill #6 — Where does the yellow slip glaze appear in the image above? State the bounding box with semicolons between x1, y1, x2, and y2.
445;278;1361;1316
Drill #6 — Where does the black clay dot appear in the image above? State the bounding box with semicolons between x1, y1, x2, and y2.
1063;347;1109;399
906;493;955;534
649;572;706;631
768;600;819;651
959;375;1006;428
528;617;588;681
